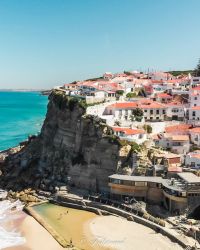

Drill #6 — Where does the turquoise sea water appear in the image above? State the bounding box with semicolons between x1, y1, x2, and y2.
0;91;48;151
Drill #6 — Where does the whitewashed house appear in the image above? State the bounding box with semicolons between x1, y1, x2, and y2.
188;106;200;124
104;100;167;122
104;102;138;121
190;127;200;146
190;77;200;88
153;92;173;103
153;134;190;154
166;102;185;121
185;151;200;169
112;127;147;144
148;72;173;81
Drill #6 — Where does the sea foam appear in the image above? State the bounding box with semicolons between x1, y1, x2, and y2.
0;199;26;249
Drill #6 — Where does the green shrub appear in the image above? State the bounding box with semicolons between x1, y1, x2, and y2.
143;124;152;134
116;90;124;96
126;92;137;98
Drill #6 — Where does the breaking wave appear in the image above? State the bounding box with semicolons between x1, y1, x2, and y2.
0;199;26;249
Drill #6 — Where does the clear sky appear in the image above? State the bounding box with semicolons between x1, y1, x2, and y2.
0;0;199;89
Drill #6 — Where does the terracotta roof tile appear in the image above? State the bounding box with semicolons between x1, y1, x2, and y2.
112;127;145;135
165;124;191;133
107;102;138;109
190;127;200;133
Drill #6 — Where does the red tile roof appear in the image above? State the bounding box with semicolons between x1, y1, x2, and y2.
112;127;145;135
191;106;200;110
165;124;191;133
165;102;183;107
187;151;200;159
156;93;172;98
107;100;166;110
140;102;166;109
171;135;189;141
168;166;182;173
107;102;138;109
192;86;200;91
190;127;200;133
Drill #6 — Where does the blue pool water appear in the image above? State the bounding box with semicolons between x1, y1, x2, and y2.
0;91;48;151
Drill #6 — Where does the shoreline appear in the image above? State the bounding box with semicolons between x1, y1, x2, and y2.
4;209;183;250
5;211;64;250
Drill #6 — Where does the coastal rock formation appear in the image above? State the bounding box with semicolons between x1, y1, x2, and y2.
0;90;134;193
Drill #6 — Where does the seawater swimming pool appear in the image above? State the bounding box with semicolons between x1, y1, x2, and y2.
31;202;99;250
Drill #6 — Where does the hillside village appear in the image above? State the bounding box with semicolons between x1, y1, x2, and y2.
2;68;200;247
57;70;200;169
53;69;200;217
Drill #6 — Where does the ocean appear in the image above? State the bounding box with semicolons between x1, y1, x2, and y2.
0;91;48;151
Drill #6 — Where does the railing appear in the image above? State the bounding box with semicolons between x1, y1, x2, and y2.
82;194;165;226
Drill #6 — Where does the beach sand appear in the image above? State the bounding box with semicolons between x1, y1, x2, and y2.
86;216;183;250
5;212;184;250
5;213;63;250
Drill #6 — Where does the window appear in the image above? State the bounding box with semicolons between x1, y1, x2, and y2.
195;97;198;100
193;111;196;116
194;104;197;107
150;110;153;114
135;182;146;187
163;110;166;114
156;110;159;114
111;179;121;184
156;117;159;120
144;110;147;112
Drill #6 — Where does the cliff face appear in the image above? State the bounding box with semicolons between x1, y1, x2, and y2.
0;90;132;193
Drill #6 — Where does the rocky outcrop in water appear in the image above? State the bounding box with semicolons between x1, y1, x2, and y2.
0;90;135;193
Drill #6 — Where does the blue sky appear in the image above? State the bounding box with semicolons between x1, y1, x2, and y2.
0;0;199;89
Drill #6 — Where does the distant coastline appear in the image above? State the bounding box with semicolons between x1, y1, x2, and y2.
0;89;51;92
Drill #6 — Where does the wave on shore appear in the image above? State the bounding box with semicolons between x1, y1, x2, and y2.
0;200;26;249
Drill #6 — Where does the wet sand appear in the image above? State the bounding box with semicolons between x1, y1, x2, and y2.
5;213;63;250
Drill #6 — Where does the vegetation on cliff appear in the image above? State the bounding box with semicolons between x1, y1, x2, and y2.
51;90;87;111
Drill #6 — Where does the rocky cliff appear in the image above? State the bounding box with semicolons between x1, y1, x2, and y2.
0;90;134;193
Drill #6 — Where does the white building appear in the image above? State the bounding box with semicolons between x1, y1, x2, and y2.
154;134;190;154
190;77;200;87
166;103;185;121
104;100;167;122
190;127;200;146
148;72;174;81
185;151;200;169
153;93;173;103
112;127;147;144
189;90;200;107
188;106;200;123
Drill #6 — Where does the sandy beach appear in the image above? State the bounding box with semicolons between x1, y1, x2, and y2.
4;210;184;250
86;216;183;250
5;212;63;250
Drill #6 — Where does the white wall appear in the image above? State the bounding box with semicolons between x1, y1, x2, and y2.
185;154;200;169
166;106;185;120
190;132;200;146
188;109;200;121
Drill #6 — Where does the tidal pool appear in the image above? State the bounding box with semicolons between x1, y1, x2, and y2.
32;202;99;250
